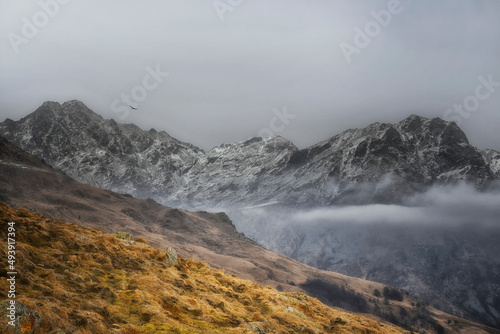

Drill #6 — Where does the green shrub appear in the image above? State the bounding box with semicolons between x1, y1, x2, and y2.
115;231;132;241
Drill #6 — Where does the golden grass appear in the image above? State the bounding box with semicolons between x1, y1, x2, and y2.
0;203;412;333
135;237;148;245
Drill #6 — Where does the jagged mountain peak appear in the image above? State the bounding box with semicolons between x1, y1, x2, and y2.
0;100;205;198
19;101;61;123
62;99;87;107
393;115;469;144
28;100;101;121
398;113;428;129
211;135;297;153
6;100;200;150
405;113;428;121
262;135;298;149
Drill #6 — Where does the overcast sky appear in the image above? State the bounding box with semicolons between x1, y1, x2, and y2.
1;0;499;150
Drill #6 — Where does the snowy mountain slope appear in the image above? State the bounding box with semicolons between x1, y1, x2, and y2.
0;101;203;199
1;101;498;208
278;115;495;204
483;149;500;179
168;114;498;207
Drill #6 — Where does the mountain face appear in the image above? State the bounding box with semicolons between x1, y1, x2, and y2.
2;100;500;330
0;100;203;199
1;101;498;209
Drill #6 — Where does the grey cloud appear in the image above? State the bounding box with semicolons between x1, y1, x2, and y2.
1;0;499;150
288;183;500;227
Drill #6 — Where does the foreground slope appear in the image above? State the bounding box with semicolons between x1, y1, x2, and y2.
0;203;412;334
0;137;496;333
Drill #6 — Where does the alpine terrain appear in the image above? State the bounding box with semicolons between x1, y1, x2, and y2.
1;101;499;208
2;135;492;333
1;100;500;330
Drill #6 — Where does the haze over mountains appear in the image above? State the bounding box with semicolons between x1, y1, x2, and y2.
1;100;500;330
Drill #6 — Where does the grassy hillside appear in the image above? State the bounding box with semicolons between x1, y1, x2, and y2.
0;203;411;334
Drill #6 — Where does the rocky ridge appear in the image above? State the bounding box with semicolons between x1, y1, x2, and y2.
0;100;203;200
0;100;499;208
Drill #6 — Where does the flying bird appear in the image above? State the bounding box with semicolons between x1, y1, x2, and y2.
129;105;138;110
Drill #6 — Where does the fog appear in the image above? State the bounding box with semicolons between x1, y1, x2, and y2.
290;183;500;227
2;1;500;150
225;183;500;257
225;183;500;324
230;183;500;233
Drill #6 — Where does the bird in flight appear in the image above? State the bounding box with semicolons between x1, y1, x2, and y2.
129;105;138;110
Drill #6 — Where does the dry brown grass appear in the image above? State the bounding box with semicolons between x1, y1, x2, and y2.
134;237;148;245
0;203;412;334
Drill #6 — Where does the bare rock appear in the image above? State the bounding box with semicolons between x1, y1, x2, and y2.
165;246;178;266
0;300;42;334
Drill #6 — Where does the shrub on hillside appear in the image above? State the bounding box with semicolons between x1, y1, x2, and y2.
300;279;369;313
383;286;404;302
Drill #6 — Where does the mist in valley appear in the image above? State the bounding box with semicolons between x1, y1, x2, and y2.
224;183;500;327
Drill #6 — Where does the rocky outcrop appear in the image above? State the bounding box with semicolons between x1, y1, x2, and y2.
0;301;42;334
165;246;178;266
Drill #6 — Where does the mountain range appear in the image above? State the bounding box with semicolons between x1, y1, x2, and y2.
1;100;499;331
1;100;499;209
2;130;491;333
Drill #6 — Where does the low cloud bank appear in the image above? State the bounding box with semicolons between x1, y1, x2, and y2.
289;183;500;227
225;182;500;255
